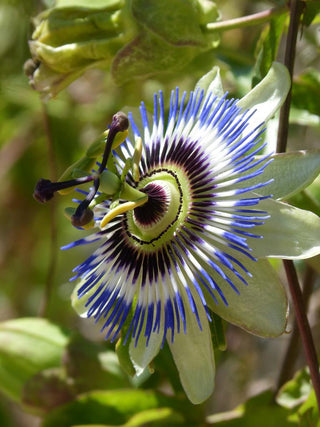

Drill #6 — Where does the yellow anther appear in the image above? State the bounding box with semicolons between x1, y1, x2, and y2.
132;137;142;182
100;195;148;229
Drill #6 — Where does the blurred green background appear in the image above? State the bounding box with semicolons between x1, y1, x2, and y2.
0;1;319;426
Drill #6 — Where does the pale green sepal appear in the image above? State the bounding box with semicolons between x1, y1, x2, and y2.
116;337;136;377
240;151;320;200
206;259;288;337
168;292;215;404
129;326;163;376
237;62;290;123
250;198;320;259
71;281;94;317
195;66;224;98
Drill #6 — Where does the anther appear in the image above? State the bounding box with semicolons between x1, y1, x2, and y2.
33;175;94;203
71;207;94;227
33;179;55;203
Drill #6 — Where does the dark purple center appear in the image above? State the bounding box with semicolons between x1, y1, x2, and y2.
133;183;168;226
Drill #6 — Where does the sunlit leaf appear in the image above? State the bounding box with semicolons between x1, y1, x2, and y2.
252;13;287;86
42;389;196;427
206;390;294;426
0;318;69;402
276;368;312;409
302;1;320;26
292;69;320;117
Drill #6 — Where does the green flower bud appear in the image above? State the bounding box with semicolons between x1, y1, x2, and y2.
26;0;220;96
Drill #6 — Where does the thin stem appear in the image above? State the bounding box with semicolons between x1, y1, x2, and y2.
283;261;320;407
206;6;288;32
276;0;304;153
276;0;320;411
276;266;317;391
39;103;58;318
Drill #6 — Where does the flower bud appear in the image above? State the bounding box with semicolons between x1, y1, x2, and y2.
26;0;220;96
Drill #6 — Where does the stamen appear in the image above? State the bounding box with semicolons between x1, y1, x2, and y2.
33;176;94;203
100;195;148;228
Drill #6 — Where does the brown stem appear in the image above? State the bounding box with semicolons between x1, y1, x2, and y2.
276;0;320;411
276;266;317;391
282;261;320;408
276;0;304;153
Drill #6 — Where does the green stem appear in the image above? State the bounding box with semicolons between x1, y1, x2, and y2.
276;0;320;411
206;6;288;32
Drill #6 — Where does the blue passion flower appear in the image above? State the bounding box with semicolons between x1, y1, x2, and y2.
57;63;320;403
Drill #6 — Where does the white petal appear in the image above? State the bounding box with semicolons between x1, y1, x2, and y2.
129;324;164;376
237;62;290;124
206;259;288;337
168;291;215;404
195;66;224;98
250;198;320;259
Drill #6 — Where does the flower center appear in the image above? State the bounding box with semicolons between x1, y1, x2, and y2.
125;169;190;247
133;183;168;226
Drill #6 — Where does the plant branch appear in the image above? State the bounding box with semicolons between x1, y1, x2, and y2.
276;266;317;391
277;0;304;153
276;0;320;411
283;261;320;407
206;6;288;32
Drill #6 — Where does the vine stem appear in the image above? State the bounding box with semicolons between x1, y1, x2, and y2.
283;261;320;408
276;0;320;410
206;6;287;32
276;266;317;391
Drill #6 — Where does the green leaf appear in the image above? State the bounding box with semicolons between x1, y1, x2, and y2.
42;389;190;427
206;390;294;426
252;13;287;86
122;407;185;426
302;1;320;26
247;151;320;200
131;0;207;46
111;31;199;86
72;406;185;427
63;334;130;393
22;368;75;415
294;389;320;427
288;190;320;218
277;368;312;409
55;0;122;8
0;318;69;402
290;107;320;127
291;69;320;117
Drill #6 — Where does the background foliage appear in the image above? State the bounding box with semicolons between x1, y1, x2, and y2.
0;0;319;426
